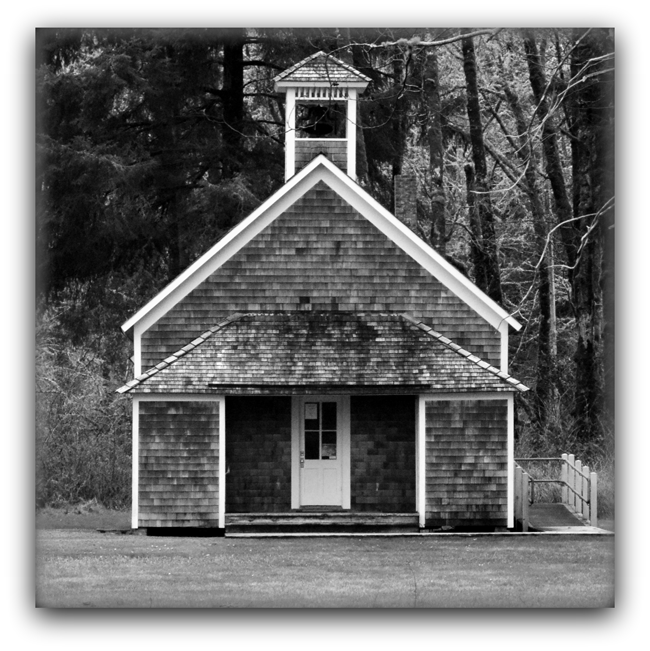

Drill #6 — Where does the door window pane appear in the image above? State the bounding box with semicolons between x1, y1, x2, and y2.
321;430;337;459
305;430;320;460
304;402;319;430
322;402;337;430
303;400;338;460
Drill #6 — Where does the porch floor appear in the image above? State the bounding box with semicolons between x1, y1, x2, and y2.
225;512;420;534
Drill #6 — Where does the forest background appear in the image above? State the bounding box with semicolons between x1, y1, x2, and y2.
35;27;615;510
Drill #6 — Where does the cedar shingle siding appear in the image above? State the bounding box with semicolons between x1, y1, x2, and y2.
142;182;499;370
295;141;347;172
424;399;508;528
138;401;220;527
225;397;292;512
350;396;416;512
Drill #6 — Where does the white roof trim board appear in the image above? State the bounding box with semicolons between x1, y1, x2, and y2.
400;314;528;392
117;313;245;393
121;155;522;336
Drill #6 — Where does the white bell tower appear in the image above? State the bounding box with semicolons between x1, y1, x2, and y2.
274;51;370;181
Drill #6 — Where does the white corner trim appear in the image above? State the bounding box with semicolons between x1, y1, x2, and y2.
285;88;296;182
500;323;509;374
347;89;357;180
133;322;143;378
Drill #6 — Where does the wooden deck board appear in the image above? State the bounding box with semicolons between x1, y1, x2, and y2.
528;503;590;531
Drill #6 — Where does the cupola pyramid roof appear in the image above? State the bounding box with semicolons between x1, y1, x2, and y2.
273;50;371;88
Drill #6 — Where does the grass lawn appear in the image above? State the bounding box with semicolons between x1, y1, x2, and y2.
35;525;614;608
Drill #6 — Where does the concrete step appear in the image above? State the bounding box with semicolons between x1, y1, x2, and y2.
225;512;419;533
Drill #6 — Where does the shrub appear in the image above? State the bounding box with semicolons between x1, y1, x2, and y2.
36;307;131;507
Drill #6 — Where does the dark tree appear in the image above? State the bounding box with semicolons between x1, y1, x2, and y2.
461;33;503;304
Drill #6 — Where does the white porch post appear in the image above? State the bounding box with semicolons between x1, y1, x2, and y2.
218;396;226;530
131;397;139;529
507;392;515;528
416;396;426;529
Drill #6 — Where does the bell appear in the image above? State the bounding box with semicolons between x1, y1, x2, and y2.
302;105;334;137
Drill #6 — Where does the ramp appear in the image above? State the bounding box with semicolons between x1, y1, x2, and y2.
514;455;604;532
527;503;603;532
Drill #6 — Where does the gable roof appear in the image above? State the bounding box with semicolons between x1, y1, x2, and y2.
121;155;521;339
273;51;371;88
118;311;528;395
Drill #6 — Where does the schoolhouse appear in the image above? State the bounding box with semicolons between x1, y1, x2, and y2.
118;51;528;534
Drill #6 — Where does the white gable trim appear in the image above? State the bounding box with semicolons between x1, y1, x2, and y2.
317;159;521;332
122;155;521;344
122;157;324;336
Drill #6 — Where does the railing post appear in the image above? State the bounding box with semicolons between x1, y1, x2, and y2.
567;454;575;511
561;453;568;504
590;471;598;528
522;472;530;532
514;463;522;524
582;465;590;520
575;459;582;513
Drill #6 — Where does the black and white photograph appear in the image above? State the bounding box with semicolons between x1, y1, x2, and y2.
30;20;622;624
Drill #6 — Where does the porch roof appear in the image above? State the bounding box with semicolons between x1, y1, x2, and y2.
118;312;528;395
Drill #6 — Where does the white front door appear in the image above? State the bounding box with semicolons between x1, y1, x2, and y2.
292;396;350;508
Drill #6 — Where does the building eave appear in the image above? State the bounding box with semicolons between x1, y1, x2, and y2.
118;311;526;395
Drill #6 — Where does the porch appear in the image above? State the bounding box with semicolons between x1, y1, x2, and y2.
225;395;417;516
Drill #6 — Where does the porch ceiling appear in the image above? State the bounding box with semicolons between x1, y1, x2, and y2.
118;311;528;395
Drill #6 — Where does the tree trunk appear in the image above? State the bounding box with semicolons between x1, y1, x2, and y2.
597;35;615;448
391;53;407;181
502;83;558;427
462;34;503;304
424;49;447;253
566;28;612;449
523;32;576;265
222;29;245;176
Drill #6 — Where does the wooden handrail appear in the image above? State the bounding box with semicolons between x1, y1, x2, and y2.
513;454;598;528
515;457;562;462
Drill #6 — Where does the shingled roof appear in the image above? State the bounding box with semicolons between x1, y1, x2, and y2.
118;312;528;395
273;51;371;86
